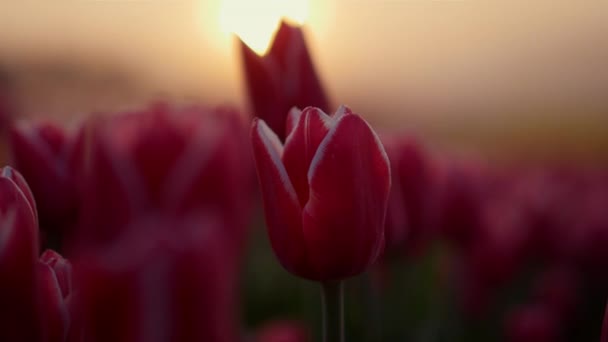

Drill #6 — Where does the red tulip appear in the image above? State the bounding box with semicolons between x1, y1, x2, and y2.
381;135;435;255
76;103;252;250
0;166;40;341
240;21;330;141
256;320;310;342
76;216;238;342
9;121;82;236
251;106;390;281
38;249;73;342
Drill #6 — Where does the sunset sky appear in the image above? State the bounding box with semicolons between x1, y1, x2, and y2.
0;1;606;129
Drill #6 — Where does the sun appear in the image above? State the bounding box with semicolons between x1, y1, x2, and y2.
219;0;309;55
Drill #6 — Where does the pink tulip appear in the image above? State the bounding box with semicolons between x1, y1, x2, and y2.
251;106;390;281
0;166;40;341
9;122;82;237
75;103;252;251
240;21;330;141
76;216;238;342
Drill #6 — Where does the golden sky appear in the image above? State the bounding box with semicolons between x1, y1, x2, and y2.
0;1;607;125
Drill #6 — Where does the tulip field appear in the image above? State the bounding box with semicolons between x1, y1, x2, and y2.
0;18;607;342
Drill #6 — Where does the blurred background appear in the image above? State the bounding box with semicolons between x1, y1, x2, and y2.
1;1;607;160
1;2;608;341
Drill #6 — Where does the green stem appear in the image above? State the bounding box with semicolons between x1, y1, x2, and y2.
321;281;344;342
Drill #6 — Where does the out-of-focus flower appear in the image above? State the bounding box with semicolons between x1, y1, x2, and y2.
255;320;310;342
532;267;579;324
251;106;390;281
240;21;330;141
76;103;252;251
505;304;559;342
0;166;40;341
76;216;238;342
38;249;73;342
437;164;485;249
381;135;435;255
9;122;83;238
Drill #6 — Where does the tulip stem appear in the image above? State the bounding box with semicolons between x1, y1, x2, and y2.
321;281;344;342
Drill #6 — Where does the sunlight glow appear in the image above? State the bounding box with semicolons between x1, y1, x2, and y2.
219;0;309;55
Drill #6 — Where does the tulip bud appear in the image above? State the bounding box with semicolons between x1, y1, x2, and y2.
38;249;73;342
240;21;330;141
76;216;238;342
251;106;390;281
0;166;40;341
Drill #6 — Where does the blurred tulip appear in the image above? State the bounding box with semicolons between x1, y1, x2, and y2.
76;103;252;251
240;21;330;141
251;106;390;281
38;249;73;342
0;166;40;341
382;135;435;255
9;121;82;238
76;216;238;342
255;320;310;342
0;85;13;132
437;164;485;249
505;304;559;342
532;267;579;324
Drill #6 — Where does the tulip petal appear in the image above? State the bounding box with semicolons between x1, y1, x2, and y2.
0;177;40;341
285;107;302;139
38;261;70;342
282;107;332;206
251;119;309;276
302;113;390;279
0;177;38;263
9;123;73;224
240;40;285;140
268;21;330;115
1;166;38;226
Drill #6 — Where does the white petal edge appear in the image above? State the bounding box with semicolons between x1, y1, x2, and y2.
255;120;300;204
332;105;350;122
283;107;333;149
306;112;348;182
285;107;302;139
12;122;68;174
2;167;37;225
